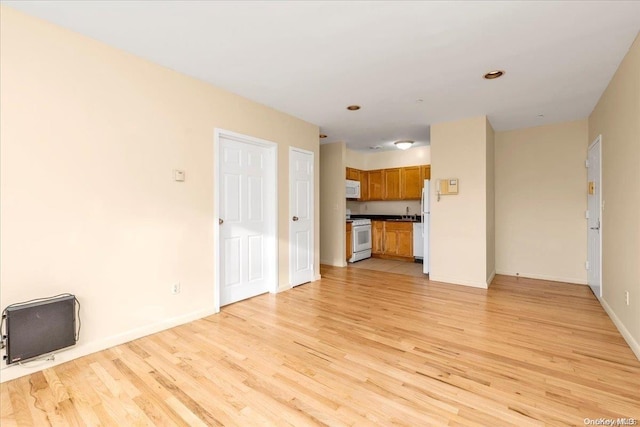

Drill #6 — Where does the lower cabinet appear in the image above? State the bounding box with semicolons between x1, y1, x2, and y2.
346;222;353;262
372;221;413;261
372;221;384;254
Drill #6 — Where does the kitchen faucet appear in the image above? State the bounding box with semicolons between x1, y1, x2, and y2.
401;206;415;221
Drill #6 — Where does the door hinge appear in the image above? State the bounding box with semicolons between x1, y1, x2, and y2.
585;210;590;219
585;159;590;168
585;261;590;270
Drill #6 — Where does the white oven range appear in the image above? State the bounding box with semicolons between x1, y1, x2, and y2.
349;218;372;262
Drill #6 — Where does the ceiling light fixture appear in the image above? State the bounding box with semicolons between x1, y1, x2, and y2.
319;134;327;138
483;70;505;80
394;140;414;150
346;105;361;111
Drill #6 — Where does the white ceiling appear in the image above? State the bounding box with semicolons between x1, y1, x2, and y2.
5;1;640;151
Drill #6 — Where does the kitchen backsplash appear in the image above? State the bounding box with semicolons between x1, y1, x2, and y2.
346;200;421;215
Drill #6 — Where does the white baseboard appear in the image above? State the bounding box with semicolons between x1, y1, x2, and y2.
320;258;347;268
428;274;488;289
598;297;640;361
0;307;217;383
495;270;587;285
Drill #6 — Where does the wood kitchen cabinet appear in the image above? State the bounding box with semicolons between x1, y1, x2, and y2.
421;165;431;180
371;220;384;254
346;167;360;181
368;170;384;200
372;220;413;260
401;166;422;200
359;170;369;201
383;222;413;258
383;168;402;200
346;222;353;262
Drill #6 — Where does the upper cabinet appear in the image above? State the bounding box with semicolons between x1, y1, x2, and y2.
383;168;402;200
401;166;422;199
359;171;369;201
367;170;384;200
421;165;431;181
346;167;360;181
345;165;430;201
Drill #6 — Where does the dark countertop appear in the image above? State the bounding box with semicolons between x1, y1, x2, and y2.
350;214;422;223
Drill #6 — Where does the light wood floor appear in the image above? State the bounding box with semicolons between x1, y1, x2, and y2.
2;267;639;426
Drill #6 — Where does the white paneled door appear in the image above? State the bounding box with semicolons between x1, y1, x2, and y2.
587;135;602;298
289;148;314;287
218;133;276;307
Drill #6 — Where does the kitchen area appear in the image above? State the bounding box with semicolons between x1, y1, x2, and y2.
345;164;430;277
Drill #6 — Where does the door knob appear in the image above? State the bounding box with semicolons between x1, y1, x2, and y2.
219;218;224;225
292;216;299;221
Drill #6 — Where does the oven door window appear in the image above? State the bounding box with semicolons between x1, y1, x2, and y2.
357;229;370;246
353;226;372;252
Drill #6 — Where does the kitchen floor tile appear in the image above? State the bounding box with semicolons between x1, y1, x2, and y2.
348;258;425;278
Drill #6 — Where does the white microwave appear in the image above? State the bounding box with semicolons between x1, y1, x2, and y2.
346;179;361;199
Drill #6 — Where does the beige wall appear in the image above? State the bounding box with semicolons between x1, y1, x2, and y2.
0;7;319;380
346;145;431;170
588;34;640;357
345;148;368;170
320;142;347;266
495;120;588;284
430;116;490;288
486;119;496;283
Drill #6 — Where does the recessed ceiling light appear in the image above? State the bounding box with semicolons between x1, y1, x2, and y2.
394;140;414;150
416;99;424;103
319;134;327;138
369;145;382;150
483;70;505;80
346;105;361;111
537;114;544;118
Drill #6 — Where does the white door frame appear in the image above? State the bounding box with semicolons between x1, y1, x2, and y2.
587;134;602;298
213;129;278;313
289;146;314;287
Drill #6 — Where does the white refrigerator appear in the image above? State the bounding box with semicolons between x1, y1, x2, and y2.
421;180;430;274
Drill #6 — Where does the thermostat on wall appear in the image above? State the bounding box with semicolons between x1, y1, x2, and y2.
438;178;459;195
173;169;185;182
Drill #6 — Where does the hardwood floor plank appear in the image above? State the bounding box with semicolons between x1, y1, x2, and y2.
2;267;639;425
5;379;34;426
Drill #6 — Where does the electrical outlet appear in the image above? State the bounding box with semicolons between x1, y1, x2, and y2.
625;291;630;306
171;283;181;295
